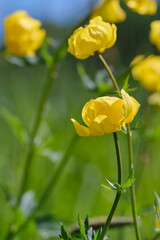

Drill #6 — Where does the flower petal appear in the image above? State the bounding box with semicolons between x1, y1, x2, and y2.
71;119;90;136
121;89;140;124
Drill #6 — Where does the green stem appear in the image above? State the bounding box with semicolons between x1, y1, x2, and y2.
99;132;122;240
17;64;56;205
96;52;120;94
98;52;141;240
5;134;79;240
126;124;141;240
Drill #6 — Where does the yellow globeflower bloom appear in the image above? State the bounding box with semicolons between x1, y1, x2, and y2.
4;11;46;56
131;55;160;92
150;20;160;51
124;0;157;15
71;90;140;136
91;0;126;23
68;16;117;59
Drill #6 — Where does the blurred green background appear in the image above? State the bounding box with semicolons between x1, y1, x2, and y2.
0;4;160;240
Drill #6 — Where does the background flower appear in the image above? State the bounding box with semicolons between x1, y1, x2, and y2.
4;11;46;56
91;0;126;23
149;20;160;51
131;55;160;92
124;0;157;15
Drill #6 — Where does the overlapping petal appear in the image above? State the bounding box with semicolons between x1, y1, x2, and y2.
68;16;117;59
4;11;46;56
72;90;140;136
131;55;160;92
149;20;160;51
91;0;126;23
124;0;157;15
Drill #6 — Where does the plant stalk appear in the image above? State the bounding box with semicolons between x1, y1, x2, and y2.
96;52;120;94
17;63;56;205
126;124;141;240
99;132;122;240
98;52;141;240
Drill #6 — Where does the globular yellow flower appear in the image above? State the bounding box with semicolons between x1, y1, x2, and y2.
149;20;160;51
131;55;160;92
124;0;157;15
68;16;117;59
71;90;140;136
4;11;46;56
91;0;126;23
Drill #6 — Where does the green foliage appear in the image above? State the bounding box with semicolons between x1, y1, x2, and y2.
1;108;29;145
77;63;113;94
59;216;108;240
59;224;71;240
102;166;135;193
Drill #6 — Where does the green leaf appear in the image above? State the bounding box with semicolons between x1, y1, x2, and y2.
1;108;28;145
20;191;38;218
122;165;135;191
77;63;96;91
59;224;71;240
93;228;102;240
122;74;130;91
78;215;87;240
40;37;53;66
36;215;60;238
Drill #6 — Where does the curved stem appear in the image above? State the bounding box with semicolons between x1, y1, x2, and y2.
99;132;122;240
126;124;141;240
17;64;56;205
96;52;120;94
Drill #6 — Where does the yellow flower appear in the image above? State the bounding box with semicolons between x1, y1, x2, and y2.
71;90;140;136
156;217;160;231
124;0;157;15
68;16;117;59
148;92;160;106
4;11;46;56
131;55;160;92
149;20;160;51
91;0;126;23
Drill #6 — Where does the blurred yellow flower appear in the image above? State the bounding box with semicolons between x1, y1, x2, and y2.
149;20;160;51
156;217;160;231
68;16;117;59
124;0;157;15
71;90;140;136
91;0;126;23
131;55;160;92
4;11;46;56
148;92;160;106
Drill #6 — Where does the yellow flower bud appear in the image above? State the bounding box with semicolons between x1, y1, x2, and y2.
131;55;160;92
68;16;117;59
124;0;157;15
149;20;160;51
71;90;140;136
91;0;126;23
4;11;46;56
